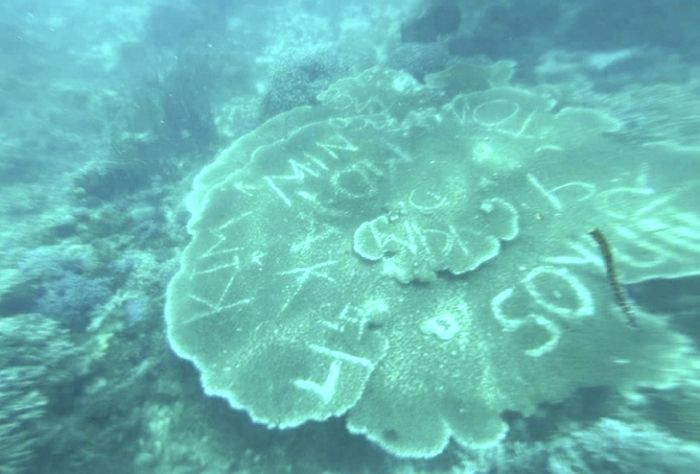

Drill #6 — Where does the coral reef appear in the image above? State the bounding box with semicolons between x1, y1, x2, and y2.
166;59;700;457
0;314;84;473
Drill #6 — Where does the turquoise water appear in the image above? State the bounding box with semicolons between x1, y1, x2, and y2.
1;1;699;473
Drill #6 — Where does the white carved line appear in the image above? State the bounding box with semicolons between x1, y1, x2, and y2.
651;226;700;256
319;305;350;333
331;168;373;199
286;120;318;138
261;146;337;198
198;236;241;265
422;228;454;259
337;303;351;323
545;241;603;268
514;110;535;137
387;115;406;132
353;96;386;115
446;96;471;125
446;224;471;259
320;320;342;332
472;100;520;128
637;217;667;233
405;221;425;255
353;219;384;261
263;176;292;207
409;189;447;213
636;162;651;188
524;266;594;318
480;197;516;215
380;220;418;255
635;194;675;217
277;261;338;314
447;223;502;273
306;153;330;171
200;246;241;260
182;296;252;325
411;222;436;260
295;190;318;203
420;313;460;341
316;133;358;160
407;109;443;129
361;160;384;178
673;211;700;229
277;261;339;279
656;213;700;246
331;160;384;199
385;143;414;164
327;117;351;130
597;187;655;219
490;288;522;332
528;175;600;212
293;360;341;403
490;288;561;357
391;72;419;92
216;298;253;312
358;113;392;131
188;293;218;312
480;198;519;240
335;303;372;341
250;251;265;267
669;223;700;242
290;158;324;179
200;229;242;258
610;225;670;268
527;173;562;211
192;259;240;277
215;211;254;232
472;241;500;269
366;95;391;115
535;144;564;153
550;182;596;202
217;273;237;307
290;232;328;255
234;182;256;196
323;91;353;112
524;316;562;357
308;344;373;368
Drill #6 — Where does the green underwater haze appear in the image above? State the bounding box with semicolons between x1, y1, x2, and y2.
1;1;700;473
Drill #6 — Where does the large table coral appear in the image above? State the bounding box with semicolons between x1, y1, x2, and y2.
165;60;700;457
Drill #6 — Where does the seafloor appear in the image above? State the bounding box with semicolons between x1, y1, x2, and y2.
1;1;699;473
